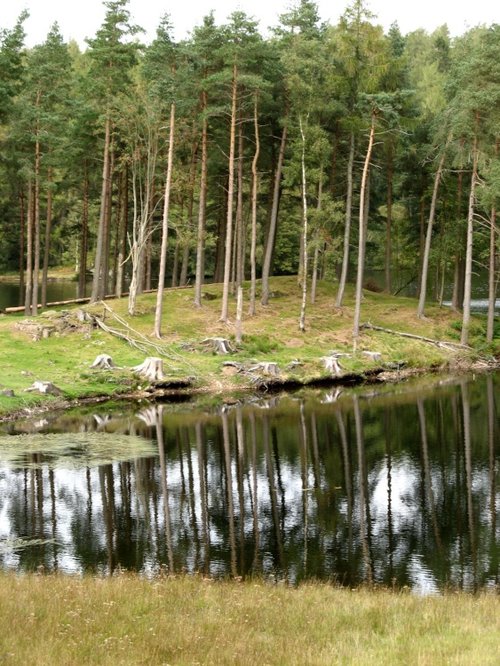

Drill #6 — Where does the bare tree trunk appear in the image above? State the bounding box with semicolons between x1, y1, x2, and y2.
299;115;309;333
336;132;355;307
417;145;448;319
179;243;189;287
353;115;376;350
78;168;89;299
171;239;179;287
261;122;287;306
194;92;208;307
31;132;41;316
451;169;464;311
154;102;176;338
220;64;238;323
24;182;33;316
19;190;25;301
311;169;323;305
41;167;53;308
91;115;111;303
235;120;244;290
486;203;497;343
115;164;127;298
249;94;260;316
461;128;478;346
385;142;393;293
486;140;498;343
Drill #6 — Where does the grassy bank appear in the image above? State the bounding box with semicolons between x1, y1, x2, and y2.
0;574;498;665
0;277;498;418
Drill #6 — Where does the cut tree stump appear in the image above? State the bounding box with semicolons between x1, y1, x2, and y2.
25;381;63;395
321;352;350;376
132;357;165;381
201;337;235;354
248;362;280;376
90;354;115;370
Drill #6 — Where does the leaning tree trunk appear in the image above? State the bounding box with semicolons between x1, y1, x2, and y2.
249;94;260;316
417;143;448;319
154;101;176;338
335;132;355;308
461;128;478;346
352;113;376;351
220;64;238;323
91;115;111;303
298;115;309;333
451;168;464;311
194;92;208;308
261;121;287;306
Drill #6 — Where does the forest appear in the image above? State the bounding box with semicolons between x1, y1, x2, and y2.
0;0;498;346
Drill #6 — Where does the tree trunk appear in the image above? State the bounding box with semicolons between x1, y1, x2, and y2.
385;142;393;293
19;190;25;302
220;64;238;323
311;169;323;305
249;94;260;316
78;167;89;299
486;202;497;343
179;243;189;287
461;128;478;346
154;101;176;338
194;91;208;307
41;167;53;308
261;121;287;306
91;115;111;303
102;142;114;298
417;144;448;319
171;239;179;287
31;131;41;316
335;132;355;307
115;164;127;298
298;115;309;333
24;182;34;316
451;169;464;311
235;121;245;291
352;114;376;350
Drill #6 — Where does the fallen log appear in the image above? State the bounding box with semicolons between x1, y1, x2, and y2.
360;323;471;351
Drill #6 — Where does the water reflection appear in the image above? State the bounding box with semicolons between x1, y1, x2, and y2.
0;374;498;592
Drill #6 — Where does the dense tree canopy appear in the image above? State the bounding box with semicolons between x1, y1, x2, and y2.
0;1;498;339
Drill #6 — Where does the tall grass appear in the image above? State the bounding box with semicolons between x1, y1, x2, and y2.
0;574;498;665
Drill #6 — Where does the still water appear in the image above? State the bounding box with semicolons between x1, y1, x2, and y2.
0;374;498;593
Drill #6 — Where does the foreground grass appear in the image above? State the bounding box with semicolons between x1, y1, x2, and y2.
0;277;497;418
0;574;498;665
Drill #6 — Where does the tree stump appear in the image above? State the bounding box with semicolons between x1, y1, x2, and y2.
201;337;235;354
25;381;63;395
321;355;344;376
248;362;280;377
90;354;115;370
132;357;165;381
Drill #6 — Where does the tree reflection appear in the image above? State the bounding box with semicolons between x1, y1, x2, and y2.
0;375;498;590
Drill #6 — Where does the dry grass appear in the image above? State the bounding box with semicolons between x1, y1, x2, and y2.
0;574;498;665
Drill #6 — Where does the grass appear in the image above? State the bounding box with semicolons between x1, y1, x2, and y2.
0;574;498;665
0;276;497;419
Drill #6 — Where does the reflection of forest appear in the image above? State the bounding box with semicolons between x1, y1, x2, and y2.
0;374;498;592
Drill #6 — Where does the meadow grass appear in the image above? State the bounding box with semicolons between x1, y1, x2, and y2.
0;574;498;665
0;277;497;418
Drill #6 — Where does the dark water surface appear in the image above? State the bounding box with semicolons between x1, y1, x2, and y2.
0;374;498;593
0;280;92;311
